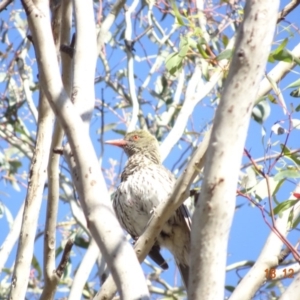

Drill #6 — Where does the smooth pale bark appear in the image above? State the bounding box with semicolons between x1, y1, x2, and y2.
9;91;54;300
279;270;300;300
69;239;99;300
0;202;24;273
189;1;280;299
21;0;149;299
41;2;72;299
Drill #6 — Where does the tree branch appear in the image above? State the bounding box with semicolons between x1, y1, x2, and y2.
124;0;140;132
20;0;150;298
9;90;54;300
0;202;24;273
189;1;280;299
55;239;73;278
0;0;13;12
69;239;99;300
277;0;300;22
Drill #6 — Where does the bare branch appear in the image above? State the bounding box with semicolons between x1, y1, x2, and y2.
124;0;140;132
190;1;280;299
56;239;73;277
20;0;150;297
0;0;13;12
277;0;300;22
41;2;72;297
0;202;24;272
9;90;54;300
16;46;38;123
97;0;126;56
69;239;99;300
278;267;300;299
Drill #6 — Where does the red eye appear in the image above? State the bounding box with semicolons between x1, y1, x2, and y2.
132;135;139;141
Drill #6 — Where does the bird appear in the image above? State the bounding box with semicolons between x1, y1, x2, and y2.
105;130;191;289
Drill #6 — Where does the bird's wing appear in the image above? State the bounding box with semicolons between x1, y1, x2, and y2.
177;262;189;290
148;243;169;270
178;203;192;232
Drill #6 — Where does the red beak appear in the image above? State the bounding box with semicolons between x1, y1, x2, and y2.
105;139;127;148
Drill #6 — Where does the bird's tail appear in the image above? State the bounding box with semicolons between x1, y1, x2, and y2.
177;262;189;291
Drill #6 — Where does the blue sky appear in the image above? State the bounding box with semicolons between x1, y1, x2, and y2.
1;1;300;299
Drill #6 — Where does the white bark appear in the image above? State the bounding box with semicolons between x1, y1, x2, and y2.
9;91;54;300
189;1;280;299
41;2;72;298
69;239;99;300
72;0;95;129
0;202;24;272
279;272;300;300
124;0;140;132
21;0;149;298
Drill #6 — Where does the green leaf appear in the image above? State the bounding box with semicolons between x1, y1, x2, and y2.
178;45;189;58
31;255;42;279
112;129;126;136
9;160;22;175
216;49;233;61
187;37;197;49
197;43;210;59
286;78;300;89
222;35;229;48
272;178;285;196
290;87;300;98
74;235;89;249
272;49;293;63
98;123;117;134
292;213;300;229
225;285;235;292
274;38;289;55
288;209;294;229
170;0;185;26
56;245;63;258
274;169;300;181
273;199;299;215
252;100;271;123
290;152;300;166
165;52;183;75
280;144;291;155
268;38;291;63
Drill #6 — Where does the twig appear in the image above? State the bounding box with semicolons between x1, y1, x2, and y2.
69;239;99;300
241;148;300;170
243;149;300;262
9;89;54;300
124;0;140;132
0;202;24;273
0;0;13;12
277;0;300;22
56;239;74;277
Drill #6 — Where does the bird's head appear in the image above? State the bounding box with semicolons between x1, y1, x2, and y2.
105;130;161;164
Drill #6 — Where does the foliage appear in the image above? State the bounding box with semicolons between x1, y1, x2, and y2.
0;0;300;299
